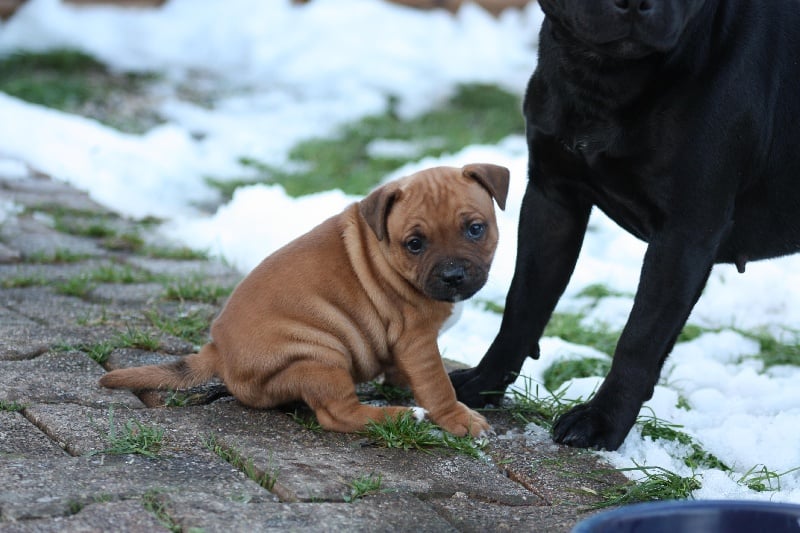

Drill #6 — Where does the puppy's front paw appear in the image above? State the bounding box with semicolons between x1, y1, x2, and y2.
434;402;492;438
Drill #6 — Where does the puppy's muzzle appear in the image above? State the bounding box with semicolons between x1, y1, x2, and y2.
426;259;488;303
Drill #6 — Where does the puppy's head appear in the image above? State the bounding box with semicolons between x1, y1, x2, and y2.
359;163;509;303
539;0;707;58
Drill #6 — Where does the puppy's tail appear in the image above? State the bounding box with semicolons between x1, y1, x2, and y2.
99;343;218;390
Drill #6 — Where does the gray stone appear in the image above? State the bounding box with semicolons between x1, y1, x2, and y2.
0;411;67;459
165;491;457;533
0;352;143;408
0;499;170;533
0;242;20;264
127;256;242;285
179;402;534;504
87;282;165;305
0;174;109;214
0;454;272;521
0;216;104;260
430;495;604;533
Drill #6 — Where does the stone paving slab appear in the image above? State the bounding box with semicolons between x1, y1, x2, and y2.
0;351;143;408
0;454;272;522
0;173;110;214
0;499;170;533
0;216;106;260
0;171;627;531
172;401;535;505
164;491;458;533
0;412;67;459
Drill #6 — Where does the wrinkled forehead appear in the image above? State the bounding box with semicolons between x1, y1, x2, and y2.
399;168;494;214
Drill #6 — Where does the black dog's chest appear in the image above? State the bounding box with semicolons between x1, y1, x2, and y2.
539;116;665;241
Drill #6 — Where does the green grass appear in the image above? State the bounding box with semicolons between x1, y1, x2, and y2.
503;375;589;430
371;381;414;403
145;308;210;346
93;406;164;458
743;329;800;368
84;341;116;365
163;278;233;304
576;283;632;301
477;298;505;315
25;249;92;264
362;410;487;460
206;83;523;199
45;206;119;239
0;400;25;412
590;464;701;509
86;264;153;284
1;274;46;288
287;409;323;432
344;473;385;503
543;313;620;357
115;326;161;351
737;464;800;493
63;324;163;364
542;357;611;392
55;276;95;298
102;232;145;253
143;245;209;261
0;49;160;133
54;264;159;298
636;412;729;471
204;435;278;490
0;49;109;109
677;323;709;344
142;489;180;533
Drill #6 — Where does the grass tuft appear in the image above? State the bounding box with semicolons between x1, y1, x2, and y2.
287;409;323;432
743;329;800;368
142;489;180;533
93;406;164;458
0;49;161;133
544;313;619;357
737;464;800;493
590;463;701;509
542;357;611;392
362;410;486;460
163;278;233;304
344;473;385;503
145;308;210;346
503;375;588;430
115;326;161;351
0;400;25;412
204;435;278;490
637;411;730;472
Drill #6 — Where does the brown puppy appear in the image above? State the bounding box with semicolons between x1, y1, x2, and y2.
100;163;509;437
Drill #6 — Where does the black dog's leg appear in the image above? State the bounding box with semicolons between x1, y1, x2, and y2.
552;225;722;450
451;177;591;406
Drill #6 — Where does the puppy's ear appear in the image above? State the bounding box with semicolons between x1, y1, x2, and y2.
359;183;402;241
462;163;510;211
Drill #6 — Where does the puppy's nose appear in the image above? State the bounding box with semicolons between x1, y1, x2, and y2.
441;265;466;287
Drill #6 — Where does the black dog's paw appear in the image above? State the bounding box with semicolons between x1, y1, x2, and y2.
552;401;630;451
448;367;505;407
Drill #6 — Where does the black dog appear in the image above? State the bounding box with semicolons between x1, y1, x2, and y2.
451;0;800;450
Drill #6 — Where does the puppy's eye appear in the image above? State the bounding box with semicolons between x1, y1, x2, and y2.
405;237;425;255
467;222;486;239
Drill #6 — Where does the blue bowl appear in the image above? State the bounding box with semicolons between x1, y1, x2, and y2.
572;500;800;533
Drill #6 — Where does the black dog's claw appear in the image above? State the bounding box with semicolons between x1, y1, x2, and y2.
552;401;629;451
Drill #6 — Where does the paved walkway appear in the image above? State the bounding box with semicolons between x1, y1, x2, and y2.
0;168;624;532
